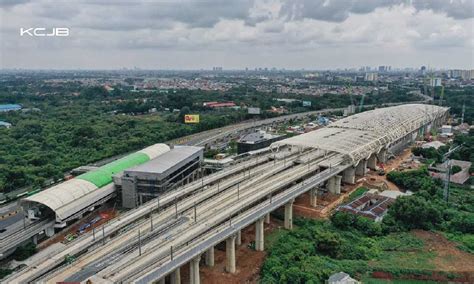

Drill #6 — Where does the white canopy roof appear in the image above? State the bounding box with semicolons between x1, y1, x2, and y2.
272;104;448;163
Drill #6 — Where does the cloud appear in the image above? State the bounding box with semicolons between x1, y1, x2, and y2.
0;0;473;69
412;0;474;20
0;0;31;8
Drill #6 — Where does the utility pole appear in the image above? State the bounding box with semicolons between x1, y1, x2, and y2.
442;144;462;203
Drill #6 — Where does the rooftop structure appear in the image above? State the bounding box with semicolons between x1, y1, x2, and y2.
0;121;12;128
21;144;170;223
422;141;446;150
431;159;472;185
0;104;22;112
272;104;449;164
203;101;236;108
237;130;285;154
120;146;203;208
338;193;396;221
123;146;203;180
328;272;360;284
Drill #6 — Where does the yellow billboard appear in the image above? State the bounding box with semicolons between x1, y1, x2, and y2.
184;114;200;123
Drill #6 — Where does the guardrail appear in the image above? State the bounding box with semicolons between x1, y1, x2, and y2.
134;164;349;283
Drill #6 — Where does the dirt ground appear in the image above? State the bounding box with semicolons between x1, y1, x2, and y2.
176;219;283;284
413;230;474;272
293;184;356;219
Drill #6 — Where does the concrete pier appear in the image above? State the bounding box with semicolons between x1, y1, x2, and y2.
284;200;294;230
355;159;368;176
335;175;342;194
377;148;387;163
310;187;317;207
171;268;181;284
45;226;55;237
236;230;242;246
226;235;236;273
342;167;356;184
327;175;341;194
255;217;265;251
190;256;200;284
368;153;377;170
327;177;335;194
205;247;214;267
265;213;271;224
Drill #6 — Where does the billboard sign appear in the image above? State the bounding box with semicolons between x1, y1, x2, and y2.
184;114;200;123
302;101;312;107
248;107;261;114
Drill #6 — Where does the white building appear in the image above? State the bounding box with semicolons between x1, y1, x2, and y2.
328;272;360;284
430;77;442;87
365;72;378;81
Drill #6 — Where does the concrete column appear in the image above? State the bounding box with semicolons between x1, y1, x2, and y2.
355;159;368;176
265;213;271;224
226;235;236;273
377;148;387;163
310;187;318;207
205;247;214;267
236;230;242;246
342;167;356;184
171;268;181;284
255;217;265;251
32;234;38;245
284;200;294;230
368;154;377;170
45;226;55;237
190;256;200;284
327;176;336;194
334;175;342;194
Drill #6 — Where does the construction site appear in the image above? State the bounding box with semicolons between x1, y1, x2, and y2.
1;103;451;284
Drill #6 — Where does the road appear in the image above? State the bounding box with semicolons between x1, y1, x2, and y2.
4;100;429;282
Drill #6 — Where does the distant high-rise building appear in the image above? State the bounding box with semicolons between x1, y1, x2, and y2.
365;72;378;81
429;78;442;87
448;69;474;80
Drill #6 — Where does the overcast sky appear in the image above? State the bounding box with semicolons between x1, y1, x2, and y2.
0;0;473;70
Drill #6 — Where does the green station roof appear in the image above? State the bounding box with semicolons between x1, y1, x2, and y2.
77;152;150;188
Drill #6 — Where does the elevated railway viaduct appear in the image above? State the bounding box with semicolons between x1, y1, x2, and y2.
5;104;448;284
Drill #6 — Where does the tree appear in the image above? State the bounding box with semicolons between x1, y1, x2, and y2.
383;195;443;231
330;211;354;229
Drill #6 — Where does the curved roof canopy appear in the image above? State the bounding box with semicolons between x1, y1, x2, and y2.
272;104;448;163
22;143;170;221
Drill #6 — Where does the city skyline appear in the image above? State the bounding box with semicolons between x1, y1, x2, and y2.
1;0;473;70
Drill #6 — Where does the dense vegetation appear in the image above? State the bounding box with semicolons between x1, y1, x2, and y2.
385;168;474;252
261;218;444;283
263;164;473;283
0;81;421;194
